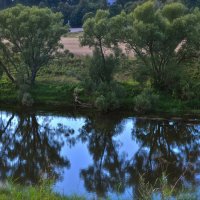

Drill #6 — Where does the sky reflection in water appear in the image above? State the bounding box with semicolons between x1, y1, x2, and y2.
0;110;200;199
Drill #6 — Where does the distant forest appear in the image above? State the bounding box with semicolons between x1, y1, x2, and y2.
0;0;199;27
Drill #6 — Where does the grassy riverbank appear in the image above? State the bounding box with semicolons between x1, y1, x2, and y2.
0;182;84;200
0;81;200;115
0;178;197;200
0;75;200;115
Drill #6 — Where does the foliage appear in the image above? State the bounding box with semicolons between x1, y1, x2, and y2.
0;65;3;79
110;1;200;90
88;49;118;84
137;173;197;200
0;181;85;200
95;89;120;112
134;88;159;113
0;4;68;85
69;0;107;27
80;9;110;50
0;0;138;27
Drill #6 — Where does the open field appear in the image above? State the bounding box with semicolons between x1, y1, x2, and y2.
61;37;93;56
62;28;135;56
62;29;93;56
61;36;134;57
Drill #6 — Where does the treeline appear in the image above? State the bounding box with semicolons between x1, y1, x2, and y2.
1;0;199;27
1;0;200;27
0;0;133;27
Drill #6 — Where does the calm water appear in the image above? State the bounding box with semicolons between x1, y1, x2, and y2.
0;108;200;199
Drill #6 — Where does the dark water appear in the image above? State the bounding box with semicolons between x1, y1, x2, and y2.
0;108;200;199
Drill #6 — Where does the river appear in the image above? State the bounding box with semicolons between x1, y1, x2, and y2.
0;108;200;199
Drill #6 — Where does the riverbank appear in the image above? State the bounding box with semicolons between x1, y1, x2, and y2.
0;55;199;115
0;179;197;200
0;79;200;116
0;182;84;200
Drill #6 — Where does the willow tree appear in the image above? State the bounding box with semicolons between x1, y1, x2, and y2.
110;1;200;90
80;10;110;67
80;10;118;84
0;4;68;85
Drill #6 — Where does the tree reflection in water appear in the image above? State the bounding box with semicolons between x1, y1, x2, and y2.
0;111;72;185
0;110;200;199
78;114;128;197
128;118;200;198
78;115;200;198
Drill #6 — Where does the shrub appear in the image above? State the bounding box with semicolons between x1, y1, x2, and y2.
134;88;159;113
87;49;118;85
95;92;120;112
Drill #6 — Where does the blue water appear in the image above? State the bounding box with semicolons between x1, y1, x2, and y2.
0;109;200;199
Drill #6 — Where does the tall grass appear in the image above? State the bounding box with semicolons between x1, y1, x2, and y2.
137;173;197;200
0;181;85;200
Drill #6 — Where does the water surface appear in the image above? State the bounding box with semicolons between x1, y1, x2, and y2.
0;108;200;199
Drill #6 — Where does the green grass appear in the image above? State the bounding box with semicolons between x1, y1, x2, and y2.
30;82;76;106
0;175;197;200
0;181;85;200
0;77;18;103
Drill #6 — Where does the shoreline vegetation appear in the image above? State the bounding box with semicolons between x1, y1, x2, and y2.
0;64;199;115
0;84;200;116
0;175;197;200
0;181;84;200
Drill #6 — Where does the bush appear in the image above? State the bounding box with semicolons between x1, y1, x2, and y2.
134;88;159;113
81;48;125;111
95;92;120;112
87;49;118;85
93;82;123;112
107;92;120;110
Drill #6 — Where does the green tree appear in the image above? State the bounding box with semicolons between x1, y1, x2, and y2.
0;4;68;85
110;1;200;90
80;10;120;84
80;10;110;71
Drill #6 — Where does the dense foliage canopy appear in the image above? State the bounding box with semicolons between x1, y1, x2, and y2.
0;4;67;85
0;0;157;27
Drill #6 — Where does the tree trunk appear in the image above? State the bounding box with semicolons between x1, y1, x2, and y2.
31;70;37;85
0;61;16;84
